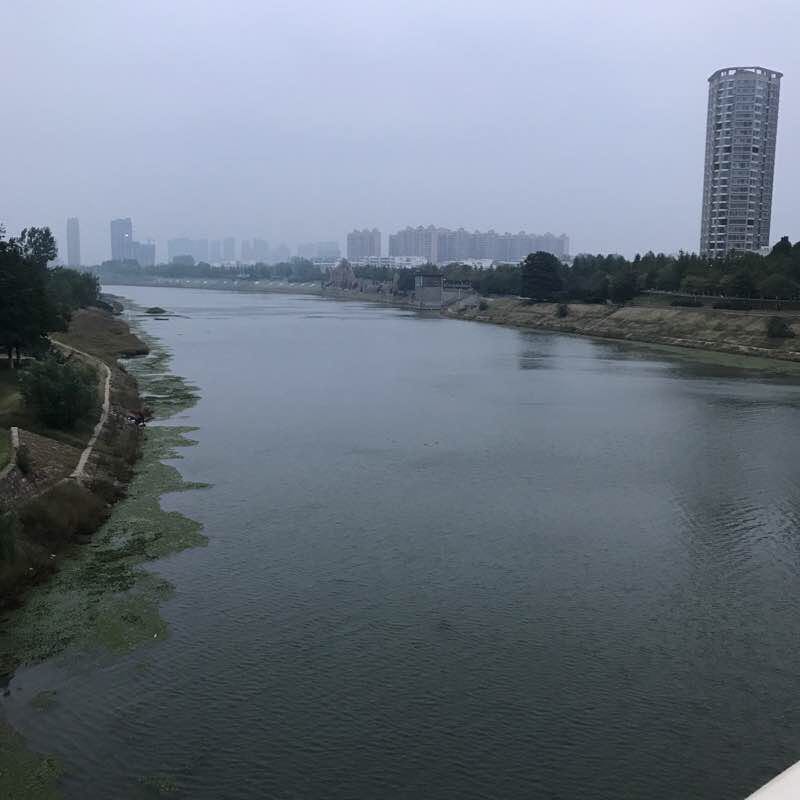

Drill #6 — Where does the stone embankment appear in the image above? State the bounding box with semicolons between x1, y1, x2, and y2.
449;297;800;363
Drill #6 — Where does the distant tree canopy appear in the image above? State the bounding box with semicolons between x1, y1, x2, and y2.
92;234;800;305
0;225;99;367
521;252;563;301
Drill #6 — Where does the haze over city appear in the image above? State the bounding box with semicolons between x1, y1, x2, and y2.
3;0;799;263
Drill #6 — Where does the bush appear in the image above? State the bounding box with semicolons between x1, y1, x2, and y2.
478;299;489;311
16;444;32;475
670;299;703;308
145;307;166;315
18;481;108;544
556;303;568;318
713;300;753;311
0;512;18;562
766;316;795;338
19;353;98;430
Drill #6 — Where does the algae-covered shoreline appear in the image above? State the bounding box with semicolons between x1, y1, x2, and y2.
0;307;208;799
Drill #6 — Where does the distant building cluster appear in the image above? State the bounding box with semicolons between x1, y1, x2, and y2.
297;241;341;260
347;229;381;260
110;218;155;266
388;226;570;264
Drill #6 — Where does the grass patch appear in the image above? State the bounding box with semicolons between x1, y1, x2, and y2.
53;307;149;365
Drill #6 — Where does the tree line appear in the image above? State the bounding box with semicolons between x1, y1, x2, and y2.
1;225;100;366
95;234;800;305
97;256;326;284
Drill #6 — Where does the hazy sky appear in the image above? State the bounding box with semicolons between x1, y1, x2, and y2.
3;0;798;263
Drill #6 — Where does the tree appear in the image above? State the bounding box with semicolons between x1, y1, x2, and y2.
19;353;97;429
720;269;756;298
609;272;638;304
520;252;563;300
771;236;793;258
758;273;798;300
396;270;415;292
0;235;55;366
11;227;57;267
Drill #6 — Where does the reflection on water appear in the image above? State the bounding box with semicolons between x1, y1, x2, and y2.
4;286;800;800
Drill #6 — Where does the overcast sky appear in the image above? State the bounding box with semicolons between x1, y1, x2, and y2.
3;0;798;263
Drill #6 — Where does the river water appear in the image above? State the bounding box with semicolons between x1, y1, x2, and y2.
5;286;800;799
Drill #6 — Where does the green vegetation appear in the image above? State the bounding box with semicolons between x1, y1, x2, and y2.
145;306;167;315
0;721;61;800
15;443;32;474
0;329;205;675
0;511;18;562
98;255;325;284
766;316;795;338
0;428;9;471
19;353;97;430
521;252;563;300
0;225;99;367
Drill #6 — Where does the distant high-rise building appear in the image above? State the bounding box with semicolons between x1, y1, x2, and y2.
110;217;133;261
222;237;236;261
347;229;381;260
297;242;317;259
210;240;222;263
66;217;80;267
130;240;156;267
316;241;340;259
167;238;209;263
272;243;291;263
700;66;782;257
387;226;567;263
253;238;270;262
298;241;341;260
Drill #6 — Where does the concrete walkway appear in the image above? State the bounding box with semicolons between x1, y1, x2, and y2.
52;341;112;485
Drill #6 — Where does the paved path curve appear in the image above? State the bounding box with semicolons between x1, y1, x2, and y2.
53;341;112;484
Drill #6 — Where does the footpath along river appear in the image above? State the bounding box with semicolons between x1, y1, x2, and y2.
4;285;800;799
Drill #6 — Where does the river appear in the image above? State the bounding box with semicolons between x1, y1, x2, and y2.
4;286;800;799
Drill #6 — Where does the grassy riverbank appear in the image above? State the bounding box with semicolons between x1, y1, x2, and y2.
0;307;149;607
449;297;800;367
104;277;800;366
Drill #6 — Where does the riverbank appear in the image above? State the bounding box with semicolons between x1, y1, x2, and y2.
0;307;149;608
448;297;800;365
105;277;800;365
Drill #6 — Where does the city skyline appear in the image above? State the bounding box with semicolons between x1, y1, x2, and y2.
7;1;797;266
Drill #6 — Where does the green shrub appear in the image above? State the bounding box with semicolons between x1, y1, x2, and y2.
556;303;569;318
670;299;703;308
145;307;166;315
19;353;97;430
478;299;489;311
19;481;108;543
15;444;32;475
0;512;18;562
766;316;795;338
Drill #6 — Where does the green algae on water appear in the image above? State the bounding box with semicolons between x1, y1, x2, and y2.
29;690;58;711
0;320;208;676
139;772;180;796
0;721;62;799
